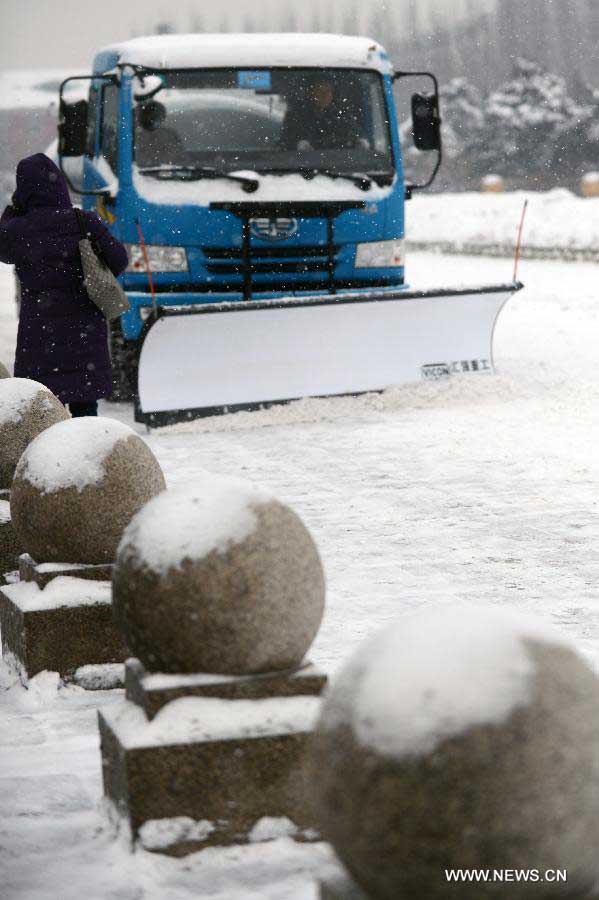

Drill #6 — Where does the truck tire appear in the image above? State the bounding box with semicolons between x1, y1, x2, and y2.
109;320;138;402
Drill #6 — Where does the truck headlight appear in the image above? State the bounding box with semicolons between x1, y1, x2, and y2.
125;244;188;273
355;239;404;268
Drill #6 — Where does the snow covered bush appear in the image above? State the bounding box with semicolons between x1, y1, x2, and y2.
441;77;486;163
482;59;586;179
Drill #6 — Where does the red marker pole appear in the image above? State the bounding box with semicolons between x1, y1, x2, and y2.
513;199;528;283
135;219;157;318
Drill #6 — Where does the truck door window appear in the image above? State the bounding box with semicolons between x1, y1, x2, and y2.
101;83;119;172
85;87;99;158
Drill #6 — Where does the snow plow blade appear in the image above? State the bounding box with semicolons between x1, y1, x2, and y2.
134;282;523;428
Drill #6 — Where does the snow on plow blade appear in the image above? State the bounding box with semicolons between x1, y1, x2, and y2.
135;282;523;427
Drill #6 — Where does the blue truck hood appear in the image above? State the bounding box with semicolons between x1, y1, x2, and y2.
125;170;402;246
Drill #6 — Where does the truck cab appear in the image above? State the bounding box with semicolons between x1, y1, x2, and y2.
58;34;441;351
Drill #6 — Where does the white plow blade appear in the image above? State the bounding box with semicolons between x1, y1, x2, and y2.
136;285;519;425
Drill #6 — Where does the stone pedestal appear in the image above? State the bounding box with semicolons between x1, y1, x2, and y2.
125;657;327;719
319;873;371;900
0;554;127;682
0;495;22;581
99;658;327;854
18;553;112;588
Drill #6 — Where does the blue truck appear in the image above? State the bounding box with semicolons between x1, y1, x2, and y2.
58;33;520;426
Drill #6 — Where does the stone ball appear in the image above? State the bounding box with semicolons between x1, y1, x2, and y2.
0;378;69;489
112;476;326;675
10;417;166;564
313;606;598;900
0;361;10;378
480;174;505;193
580;171;599;198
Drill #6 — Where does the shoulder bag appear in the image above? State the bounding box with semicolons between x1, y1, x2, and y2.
74;207;130;320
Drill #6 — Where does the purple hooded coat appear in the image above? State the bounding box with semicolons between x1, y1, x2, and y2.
0;154;128;404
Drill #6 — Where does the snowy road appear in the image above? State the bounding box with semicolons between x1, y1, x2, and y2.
142;253;599;671
1;252;598;898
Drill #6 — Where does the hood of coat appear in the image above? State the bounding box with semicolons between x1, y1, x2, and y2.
13;154;72;212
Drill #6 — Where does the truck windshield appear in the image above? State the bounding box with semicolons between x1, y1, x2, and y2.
133;68;394;180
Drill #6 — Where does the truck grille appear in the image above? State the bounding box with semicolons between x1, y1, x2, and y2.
203;244;341;277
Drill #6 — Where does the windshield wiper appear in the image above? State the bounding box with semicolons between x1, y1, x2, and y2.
305;169;395;189
138;165;259;193
256;167;378;191
303;169;373;191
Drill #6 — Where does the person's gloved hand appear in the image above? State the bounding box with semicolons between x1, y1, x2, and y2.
297;139;314;152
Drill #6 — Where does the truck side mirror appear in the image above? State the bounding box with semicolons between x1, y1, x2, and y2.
133;73;165;102
411;93;441;152
59;74;117;197
394;70;443;195
58;99;88;157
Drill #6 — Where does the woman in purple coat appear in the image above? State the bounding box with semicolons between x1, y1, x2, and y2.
0;153;128;417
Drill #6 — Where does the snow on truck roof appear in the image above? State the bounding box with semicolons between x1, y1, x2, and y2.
93;33;393;76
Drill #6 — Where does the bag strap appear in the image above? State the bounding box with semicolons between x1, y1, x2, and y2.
74;207;109;270
74;207;88;239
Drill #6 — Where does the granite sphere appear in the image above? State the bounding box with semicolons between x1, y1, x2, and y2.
112;477;326;674
480;173;505;193
313;606;599;900
0;378;69;489
10;417;166;564
580;171;599;197
0;361;10;378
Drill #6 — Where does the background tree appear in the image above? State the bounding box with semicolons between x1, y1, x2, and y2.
280;10;298;33
189;11;203;34
309;8;322;33
366;5;399;62
441;78;486;172
216;13;230;34
482;59;579;180
241;13;256;33
341;1;360;36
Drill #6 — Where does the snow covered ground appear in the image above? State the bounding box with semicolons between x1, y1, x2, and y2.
1;249;598;898
407;189;599;258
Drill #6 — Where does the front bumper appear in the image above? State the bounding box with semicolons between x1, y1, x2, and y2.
120;275;406;340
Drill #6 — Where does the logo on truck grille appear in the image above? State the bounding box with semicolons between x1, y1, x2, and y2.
250;217;298;241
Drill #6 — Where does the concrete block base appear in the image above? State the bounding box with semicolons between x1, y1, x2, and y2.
18;553;113;588
125;658;327;720
0;558;127;681
0;494;22;581
99;660;327;853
